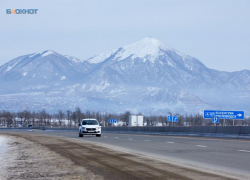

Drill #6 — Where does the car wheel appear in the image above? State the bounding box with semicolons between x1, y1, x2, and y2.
96;134;101;137
79;132;83;137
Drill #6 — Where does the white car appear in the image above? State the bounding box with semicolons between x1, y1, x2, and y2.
78;119;101;137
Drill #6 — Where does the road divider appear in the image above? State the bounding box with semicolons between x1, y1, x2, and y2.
101;126;250;139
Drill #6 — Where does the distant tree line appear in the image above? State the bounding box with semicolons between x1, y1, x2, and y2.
0;108;250;127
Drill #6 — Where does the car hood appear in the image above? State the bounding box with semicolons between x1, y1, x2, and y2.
81;125;100;128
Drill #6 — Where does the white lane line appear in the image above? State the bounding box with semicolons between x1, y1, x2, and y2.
144;140;150;142
128;138;133;140
109;133;250;143
238;150;250;153
167;142;175;144
196;145;207;148
115;137;119;139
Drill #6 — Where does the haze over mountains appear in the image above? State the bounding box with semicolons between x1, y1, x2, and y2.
0;37;250;115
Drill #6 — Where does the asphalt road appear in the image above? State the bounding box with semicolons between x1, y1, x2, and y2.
2;129;250;179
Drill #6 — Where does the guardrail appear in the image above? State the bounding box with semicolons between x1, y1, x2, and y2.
0;127;78;131
102;126;250;135
1;126;250;135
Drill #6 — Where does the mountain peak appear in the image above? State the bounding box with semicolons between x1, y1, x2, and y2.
128;37;170;49
41;50;57;57
29;50;59;58
118;37;173;60
87;37;175;64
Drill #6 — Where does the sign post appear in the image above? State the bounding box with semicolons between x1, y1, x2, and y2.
167;116;178;126
204;110;244;120
109;119;117;123
212;116;219;126
204;110;244;126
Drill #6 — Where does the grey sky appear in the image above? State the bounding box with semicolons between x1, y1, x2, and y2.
0;0;249;72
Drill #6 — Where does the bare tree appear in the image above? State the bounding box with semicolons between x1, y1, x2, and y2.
72;111;77;127
66;110;72;128
31;111;36;126
18;111;25;126
3;111;13;127
40;109;47;126
23;110;31;125
58;110;64;127
124;111;130;125
159;116;166;126
75;107;82;124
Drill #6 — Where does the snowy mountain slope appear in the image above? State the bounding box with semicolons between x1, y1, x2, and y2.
0;38;250;114
84;37;223;90
64;55;82;63
0;50;90;83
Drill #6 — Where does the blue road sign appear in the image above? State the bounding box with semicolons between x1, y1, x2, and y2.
167;116;178;122
212;116;219;123
204;110;244;120
109;119;117;123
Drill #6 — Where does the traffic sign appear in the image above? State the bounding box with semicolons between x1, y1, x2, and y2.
167;116;178;122
204;110;244;120
212;116;219;123
109;119;117;123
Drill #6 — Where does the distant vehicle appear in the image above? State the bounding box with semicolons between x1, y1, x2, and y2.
128;115;143;126
27;124;33;128
78;119;101;137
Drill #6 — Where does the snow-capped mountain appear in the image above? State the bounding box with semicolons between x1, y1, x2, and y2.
0;38;250;114
0;50;85;82
86;37;220;87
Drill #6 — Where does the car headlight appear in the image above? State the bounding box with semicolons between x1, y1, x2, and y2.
82;127;86;130
96;127;100;130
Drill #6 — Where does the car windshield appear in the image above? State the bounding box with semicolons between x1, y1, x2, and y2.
82;120;98;125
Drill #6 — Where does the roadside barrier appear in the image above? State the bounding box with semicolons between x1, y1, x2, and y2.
102;126;250;135
1;126;250;135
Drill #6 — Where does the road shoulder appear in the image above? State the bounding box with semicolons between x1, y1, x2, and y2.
0;134;103;180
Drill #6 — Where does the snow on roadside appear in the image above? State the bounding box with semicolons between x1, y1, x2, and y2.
0;135;103;180
0;136;10;179
0;136;7;155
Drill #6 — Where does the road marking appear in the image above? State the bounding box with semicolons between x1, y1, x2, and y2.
105;133;250;143
128;138;133;140
196;145;207;148
238;150;250;153
144;140;150;141
167;142;175;144
115;137;119;139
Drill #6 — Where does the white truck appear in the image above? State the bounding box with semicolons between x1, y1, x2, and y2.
128;115;143;126
78;119;101;137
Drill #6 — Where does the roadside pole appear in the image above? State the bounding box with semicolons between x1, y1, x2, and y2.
233;119;234;126
223;119;225;126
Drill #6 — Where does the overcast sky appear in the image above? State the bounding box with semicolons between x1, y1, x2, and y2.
0;0;249;72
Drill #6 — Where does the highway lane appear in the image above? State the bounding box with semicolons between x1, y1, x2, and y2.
2;129;250;178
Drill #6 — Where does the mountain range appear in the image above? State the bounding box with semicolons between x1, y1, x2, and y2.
0;37;250;115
